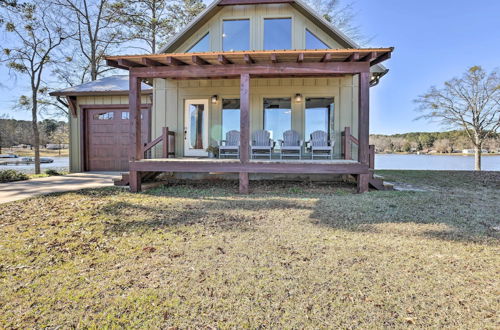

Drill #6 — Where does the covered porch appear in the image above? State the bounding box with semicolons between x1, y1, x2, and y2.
105;48;392;193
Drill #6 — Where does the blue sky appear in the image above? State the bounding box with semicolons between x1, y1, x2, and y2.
1;0;499;134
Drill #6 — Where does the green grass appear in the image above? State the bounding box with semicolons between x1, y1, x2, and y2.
0;171;499;328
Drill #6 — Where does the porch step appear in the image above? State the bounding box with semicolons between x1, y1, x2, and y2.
113;171;162;187
369;174;394;191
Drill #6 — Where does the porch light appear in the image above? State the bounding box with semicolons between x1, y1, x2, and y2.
211;95;218;104
294;93;303;102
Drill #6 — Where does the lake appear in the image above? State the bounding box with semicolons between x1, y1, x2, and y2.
375;154;500;171
0;157;69;174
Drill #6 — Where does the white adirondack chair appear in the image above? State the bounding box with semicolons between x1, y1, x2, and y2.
218;130;240;158
251;130;274;159
308;130;334;159
279;130;303;159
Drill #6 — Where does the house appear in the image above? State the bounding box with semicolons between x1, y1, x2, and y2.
51;0;393;193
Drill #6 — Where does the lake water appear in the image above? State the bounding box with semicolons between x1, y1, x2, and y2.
375;154;500;171
0;157;69;174
1;155;498;173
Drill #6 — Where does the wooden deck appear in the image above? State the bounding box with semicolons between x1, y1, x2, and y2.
130;158;367;174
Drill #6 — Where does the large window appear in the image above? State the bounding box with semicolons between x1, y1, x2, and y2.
305;97;334;140
187;33;210;52
263;98;291;142
305;29;330;49
223;19;250;51
222;99;240;138
264;18;291;50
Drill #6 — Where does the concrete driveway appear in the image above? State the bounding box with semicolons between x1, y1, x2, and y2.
0;172;121;204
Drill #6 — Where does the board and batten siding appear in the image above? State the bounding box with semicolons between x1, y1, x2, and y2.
69;95;151;172
175;4;342;53
152;76;359;159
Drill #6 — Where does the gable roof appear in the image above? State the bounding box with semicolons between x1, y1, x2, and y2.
160;0;360;53
159;0;388;74
49;75;152;96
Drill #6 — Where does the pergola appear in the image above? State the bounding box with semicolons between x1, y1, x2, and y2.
105;48;393;193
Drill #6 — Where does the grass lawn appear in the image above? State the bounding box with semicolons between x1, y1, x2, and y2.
0;171;498;328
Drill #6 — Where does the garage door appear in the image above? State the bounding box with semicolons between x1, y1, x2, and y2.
85;108;149;171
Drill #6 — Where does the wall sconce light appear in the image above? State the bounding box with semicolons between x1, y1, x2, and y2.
211;95;218;104
294;93;303;102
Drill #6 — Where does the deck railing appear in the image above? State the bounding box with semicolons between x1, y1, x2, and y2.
143;127;175;159
341;126;375;170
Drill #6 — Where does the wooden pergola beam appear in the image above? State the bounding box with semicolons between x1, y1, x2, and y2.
106;59;129;70
165;57;187;66
219;0;294;5
243;54;254;64
371;52;391;66
321;53;332;62
118;58;144;68
360;52;377;63
344;52;359;62
270;53;278;63
297;53;304;63
217;54;232;64
130;62;370;79
141;58;165;67
192;55;210;65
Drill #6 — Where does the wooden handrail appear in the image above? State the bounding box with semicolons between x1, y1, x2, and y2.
143;127;175;158
341;126;359;160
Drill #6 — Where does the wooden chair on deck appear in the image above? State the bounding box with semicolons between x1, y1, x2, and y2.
251;130;274;159
218;130;240;158
279;130;303;159
308;130;334;160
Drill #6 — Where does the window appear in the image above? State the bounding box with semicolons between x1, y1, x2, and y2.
264;18;291;50
305;97;334;140
221;99;240;138
93;111;114;120
223;19;250;51
187;33;210;53
121;112;129;120
263;98;291;142
305;29;329;49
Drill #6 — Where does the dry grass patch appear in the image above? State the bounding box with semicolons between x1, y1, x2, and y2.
0;171;499;328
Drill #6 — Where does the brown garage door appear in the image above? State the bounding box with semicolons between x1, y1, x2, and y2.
85;108;149;171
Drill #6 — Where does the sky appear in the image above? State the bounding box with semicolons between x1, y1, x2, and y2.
1;0;499;134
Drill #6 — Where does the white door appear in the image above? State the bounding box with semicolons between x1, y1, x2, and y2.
184;99;209;157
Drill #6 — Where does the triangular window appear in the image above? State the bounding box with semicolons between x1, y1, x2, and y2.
187;33;210;53
305;29;330;49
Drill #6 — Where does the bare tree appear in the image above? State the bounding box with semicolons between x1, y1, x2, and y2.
52;0;125;83
304;0;367;44
111;0;205;54
0;0;69;173
415;66;500;170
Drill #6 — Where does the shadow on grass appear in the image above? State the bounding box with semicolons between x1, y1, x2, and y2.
69;174;499;245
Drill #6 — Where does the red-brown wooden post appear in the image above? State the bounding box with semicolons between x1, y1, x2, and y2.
357;71;370;193
343;126;351;160
369;144;375;170
162;127;168;158
129;74;142;192
239;73;250;194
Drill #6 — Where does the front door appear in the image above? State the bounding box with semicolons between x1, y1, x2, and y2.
184;99;209;157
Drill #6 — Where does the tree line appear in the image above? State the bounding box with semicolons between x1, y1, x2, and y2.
0;117;68;154
370;130;500;154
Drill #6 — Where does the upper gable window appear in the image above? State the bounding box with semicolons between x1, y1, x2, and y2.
223;19;250;51
187;33;210;53
264;18;291;50
305;29;330;49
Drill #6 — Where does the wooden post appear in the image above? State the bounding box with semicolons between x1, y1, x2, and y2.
129;74;142;192
162;127;168;158
357;71;370;193
239;73;250;194
369;144;375;170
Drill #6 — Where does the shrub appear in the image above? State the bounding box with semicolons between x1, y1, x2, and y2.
45;169;62;176
0;170;29;183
